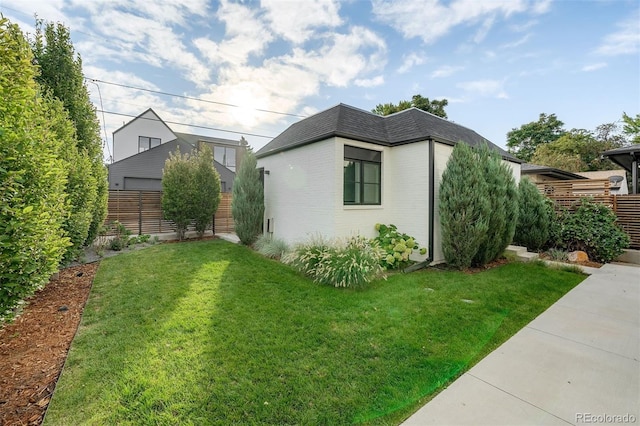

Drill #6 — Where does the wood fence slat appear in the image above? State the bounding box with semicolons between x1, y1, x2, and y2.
106;190;234;236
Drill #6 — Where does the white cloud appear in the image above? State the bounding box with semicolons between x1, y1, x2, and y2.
594;13;640;56
500;33;532;49
195;1;273;67
582;62;607;72
261;0;342;44
397;52;427;73
355;75;384;87
457;79;508;99
430;65;464;78
371;0;543;44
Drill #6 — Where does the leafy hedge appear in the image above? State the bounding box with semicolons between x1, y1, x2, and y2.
0;18;70;316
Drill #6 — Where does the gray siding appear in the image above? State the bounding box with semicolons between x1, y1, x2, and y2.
108;139;235;192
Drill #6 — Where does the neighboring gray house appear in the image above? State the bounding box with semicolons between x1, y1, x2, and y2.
108;109;244;192
256;103;522;264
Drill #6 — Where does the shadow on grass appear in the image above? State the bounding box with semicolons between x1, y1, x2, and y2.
45;241;585;425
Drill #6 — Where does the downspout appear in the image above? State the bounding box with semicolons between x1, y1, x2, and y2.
403;138;435;272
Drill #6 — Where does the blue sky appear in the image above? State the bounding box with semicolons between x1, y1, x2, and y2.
2;0;638;161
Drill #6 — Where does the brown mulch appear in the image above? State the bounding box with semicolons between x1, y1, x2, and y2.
0;263;98;426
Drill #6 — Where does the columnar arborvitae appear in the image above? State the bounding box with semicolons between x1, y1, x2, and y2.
191;145;221;237
472;143;519;266
0;18;69;314
232;149;264;245
439;142;490;269
513;178;550;251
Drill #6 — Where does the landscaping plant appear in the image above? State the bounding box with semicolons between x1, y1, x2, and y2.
373;223;425;269
513;178;550;251
162;147;193;240
232;149;264;245
284;235;385;288
0;18;70;317
439;142;490;269
190;145;221;237
555;199;629;263
472;143;519;266
254;234;289;260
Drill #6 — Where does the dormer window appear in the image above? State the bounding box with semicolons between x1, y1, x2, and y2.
139;136;161;153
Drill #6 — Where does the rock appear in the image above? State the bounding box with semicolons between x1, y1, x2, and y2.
58;305;69;312
568;251;589;262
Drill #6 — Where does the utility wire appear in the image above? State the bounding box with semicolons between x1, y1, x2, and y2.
86;78;307;119
97;109;275;139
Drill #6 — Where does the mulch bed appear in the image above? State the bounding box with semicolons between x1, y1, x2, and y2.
0;263;98;426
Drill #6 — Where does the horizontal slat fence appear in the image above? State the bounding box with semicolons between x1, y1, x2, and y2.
106;190;234;236
537;180;640;249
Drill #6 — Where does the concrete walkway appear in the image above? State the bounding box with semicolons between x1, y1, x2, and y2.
403;263;639;426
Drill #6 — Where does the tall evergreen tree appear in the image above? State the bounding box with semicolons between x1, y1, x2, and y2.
32;20;108;246
232;149;264;245
472;143;518;266
513;178;550;251
439;142;490;269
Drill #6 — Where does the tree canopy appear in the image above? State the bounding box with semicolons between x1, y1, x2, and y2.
506;113;566;162
622;112;640;144
372;94;448;118
531;124;626;172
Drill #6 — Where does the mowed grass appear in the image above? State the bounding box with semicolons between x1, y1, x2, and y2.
45;240;585;425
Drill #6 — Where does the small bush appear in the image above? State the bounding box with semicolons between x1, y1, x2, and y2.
254;234;289;259
284;235;385;288
547;248;569;262
107;221;131;252
373;223;425;270
556;199;629;263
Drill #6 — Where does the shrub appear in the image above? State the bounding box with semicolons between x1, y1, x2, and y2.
232;149;264;245
513;178;550;251
439;142;490;269
547;248;569;262
284;235;385;288
373;223;424;270
0;18;69;316
107;221;131;251
472;143;519;266
556;199;629;263
191;145;221;236
254;234;289;260
162;147;194;240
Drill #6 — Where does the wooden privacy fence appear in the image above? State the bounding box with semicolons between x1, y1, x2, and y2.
106;190;234;235
537;180;640;249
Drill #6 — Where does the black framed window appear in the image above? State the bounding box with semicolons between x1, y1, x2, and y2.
214;146;237;171
344;146;381;205
138;136;161;153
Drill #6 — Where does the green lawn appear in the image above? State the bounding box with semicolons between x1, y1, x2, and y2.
45;240;585;425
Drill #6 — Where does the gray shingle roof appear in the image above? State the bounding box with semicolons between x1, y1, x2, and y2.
256;103;520;162
521;163;586;180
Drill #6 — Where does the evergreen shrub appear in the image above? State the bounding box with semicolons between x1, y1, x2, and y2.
513;178;550;251
232;150;264;245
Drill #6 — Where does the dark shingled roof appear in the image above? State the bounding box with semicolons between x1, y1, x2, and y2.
601;144;640;172
521;163;586;180
256;103;520;162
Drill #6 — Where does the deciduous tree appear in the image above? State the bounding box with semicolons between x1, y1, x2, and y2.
372;94;448;118
506;113;566;162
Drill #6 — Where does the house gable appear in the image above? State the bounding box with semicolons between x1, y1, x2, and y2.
112;108;177;162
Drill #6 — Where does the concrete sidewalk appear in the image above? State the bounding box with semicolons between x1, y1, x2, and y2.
402;263;639;426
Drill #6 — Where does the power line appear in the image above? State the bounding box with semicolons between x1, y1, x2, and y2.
86;78;307;119
97;109;275;139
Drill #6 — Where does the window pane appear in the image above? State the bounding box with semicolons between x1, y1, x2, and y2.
138;136;149;152
363;183;380;204
363;162;380;184
343;160;358;203
214;146;225;164
226;148;236;170
150;138;161;148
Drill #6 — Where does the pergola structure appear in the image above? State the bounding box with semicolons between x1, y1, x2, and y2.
602;144;640;194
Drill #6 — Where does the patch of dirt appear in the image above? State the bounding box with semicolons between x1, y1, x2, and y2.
0;263;98;426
